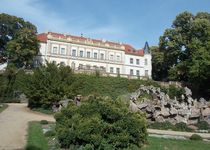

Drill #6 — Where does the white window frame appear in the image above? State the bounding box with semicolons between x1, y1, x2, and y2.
72;49;76;56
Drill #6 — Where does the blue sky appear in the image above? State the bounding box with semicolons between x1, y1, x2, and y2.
0;0;210;48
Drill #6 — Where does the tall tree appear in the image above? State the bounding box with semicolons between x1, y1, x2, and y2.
0;13;38;67
158;11;210;97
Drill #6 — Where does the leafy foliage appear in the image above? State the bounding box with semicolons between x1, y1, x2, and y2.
22;62;74;109
153;11;210;98
55;96;147;149
0;13;39;67
174;122;192;132
190;134;203;141
160;85;185;100
196;121;210;130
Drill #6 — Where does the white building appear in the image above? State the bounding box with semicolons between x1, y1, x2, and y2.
36;32;152;79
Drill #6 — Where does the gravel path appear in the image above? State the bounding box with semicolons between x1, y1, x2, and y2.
148;129;210;139
0;103;55;150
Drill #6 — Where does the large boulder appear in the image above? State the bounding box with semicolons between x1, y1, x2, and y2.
160;107;170;117
189;108;200;118
202;108;210;117
129;101;139;112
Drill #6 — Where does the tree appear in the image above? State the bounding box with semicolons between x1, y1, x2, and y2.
22;62;74;109
0;13;38;67
55;96;147;149
6;28;39;68
150;46;165;80
158;11;210;97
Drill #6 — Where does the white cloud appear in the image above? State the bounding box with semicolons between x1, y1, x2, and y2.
0;0;126;41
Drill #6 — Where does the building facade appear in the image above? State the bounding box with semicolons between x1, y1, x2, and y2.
36;32;152;79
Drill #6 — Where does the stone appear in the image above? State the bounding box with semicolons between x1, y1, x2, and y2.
153;111;161;118
129;101;139;112
178;109;190;116
130;85;210;125
156;116;165;122
175;115;187;124
187;97;193;105
138;103;148;109
160;107;170;117
189;108;200;118
170;107;178;115
146;105;154;113
184;87;192;97
202;108;210;117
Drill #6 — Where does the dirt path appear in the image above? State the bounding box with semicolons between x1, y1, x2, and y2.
0;103;55;150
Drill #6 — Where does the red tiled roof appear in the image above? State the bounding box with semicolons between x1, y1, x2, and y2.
123;44;144;56
37;33;47;43
37;32;145;56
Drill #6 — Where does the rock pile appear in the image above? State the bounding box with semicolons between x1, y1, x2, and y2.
129;85;210;125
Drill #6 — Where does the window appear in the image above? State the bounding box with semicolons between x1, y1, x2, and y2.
144;59;148;65
136;70;140;76
145;70;149;76
52;47;58;54
87;51;91;58
80;51;84;57
94;52;98;59
60;48;66;55
72;49;76;56
110;54;114;60
100;53;104;60
110;67;114;73
117;55;120;61
130;58;133;64
136;59;140;65
60;62;65;66
116;68;120;74
130;69;133;75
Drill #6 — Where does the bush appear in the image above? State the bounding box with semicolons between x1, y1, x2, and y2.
190;134;202;141
40;120;48;125
196;121;210;130
55;96;147;149
175;122;192;132
161;85;185;100
45;130;56;137
149;121;175;130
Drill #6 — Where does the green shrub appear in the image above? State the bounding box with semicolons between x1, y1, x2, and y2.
40;120;48;125
149;121;175;130
196;121;210;130
161;85;185;100
45;130;56;137
175;122;193;132
55;96;147;149
190;134;202;141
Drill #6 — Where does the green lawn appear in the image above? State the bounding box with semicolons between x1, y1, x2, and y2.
142;136;210;150
0;103;8;113
26;122;210;150
26;121;49;150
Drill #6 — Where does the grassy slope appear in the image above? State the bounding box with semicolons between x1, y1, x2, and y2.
143;136;210;150
26;121;48;150
0;103;8;113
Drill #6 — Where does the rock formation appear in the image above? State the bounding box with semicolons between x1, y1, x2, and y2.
130;85;210;125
